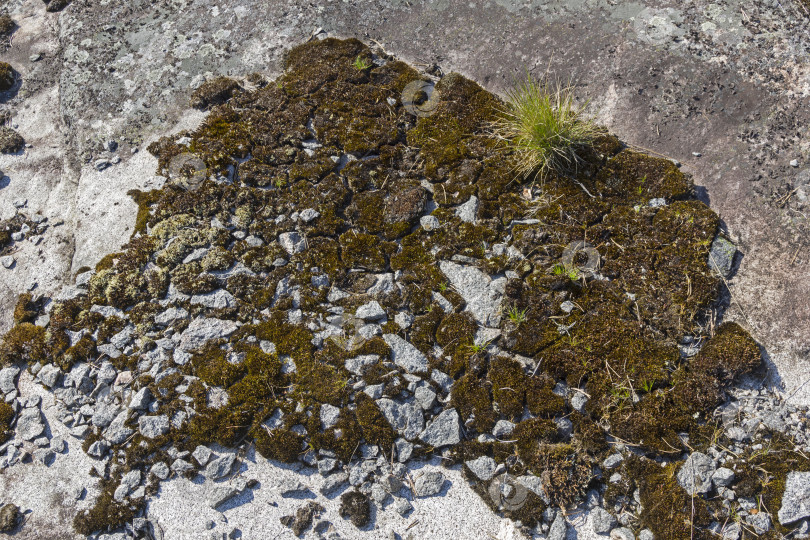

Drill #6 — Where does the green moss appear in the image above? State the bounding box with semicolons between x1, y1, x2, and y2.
690;322;761;384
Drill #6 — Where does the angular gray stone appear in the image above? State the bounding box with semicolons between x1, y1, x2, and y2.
712;467;735;488
745;512;771;533
17;407;45;441
114;470;142;501
548;512;567;540
193;445;212;466
590;507;618;534
150;462;170;480
129;387;152;410
171;458;195;474
103;410;134;444
364;384;384;399
382;334;429;373
455;195;479;223
207;478;249;509
0;366;19;394
155;307;189;325
33;447;55;465
677;452;716;495
610;527;635;540
414;386;437;410
395;438;413;463
603;454;624;470
278;231;306;255
206;454;236;480
300;208;320;223
50;437;67;453
87;440;110;458
92;402;121;428
376;398;425;441
778;471;810;525
414;471;445;497
345;355;378;375
394;311;414;329
571;391;588;413
191;289;238;309
320;404;341;430
419;215;439;231
138;415;170;439
492;420;515;438
320;472;348;496
394;497;413;516
438;260;503;326
355;301;386;321
465;456;497;481
419;408;461;447
177;318;239;352
638;530;654;540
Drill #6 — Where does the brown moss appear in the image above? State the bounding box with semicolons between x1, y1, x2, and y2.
690;322;761;384
631;456;713;539
0;62;13;92
451;373;495;432
355;393;397;449
0;401;14;444
339;490;370;528
0;323;47;366
190;77;241;110
12;293;38;324
73;476;145;535
0;15;14;38
0;126;23;154
254;427;304;463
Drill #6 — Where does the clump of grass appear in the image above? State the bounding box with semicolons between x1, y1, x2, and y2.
506;305;528;326
490;74;602;181
352;55;372;71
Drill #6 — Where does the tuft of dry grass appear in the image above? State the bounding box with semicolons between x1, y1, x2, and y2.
490;75;602;182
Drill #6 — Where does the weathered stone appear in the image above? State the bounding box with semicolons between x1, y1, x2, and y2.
190;289;237;309
382;334;428;373
778;471;810;525
129;387;152;410
206;453;237;480
419;408;461;447
0;366;19;394
590;507;618;535
17;407;45;441
355;301;386;321
376;398;424;441
138;415;170;439
676;452;716;495
465;456;497;481
320;404;340;430
414;471;445;497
